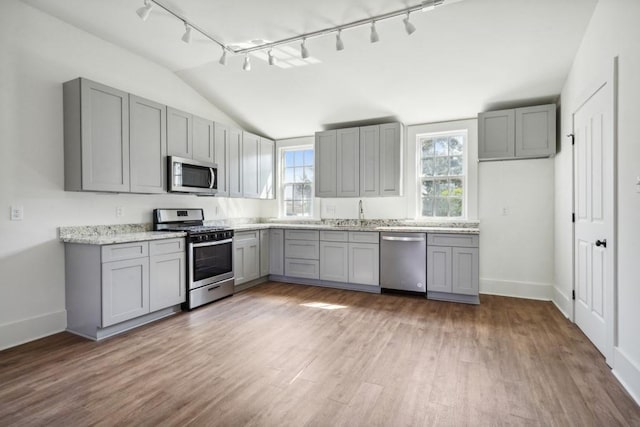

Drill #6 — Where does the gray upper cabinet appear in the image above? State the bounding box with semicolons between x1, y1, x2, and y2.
315;130;337;197
337;127;360;197
129;95;166;194
515;104;556;158
479;104;556;161
228;127;243;198
379;123;403;196
242;131;260;198
259;137;275;199
214;123;229;197
166;107;193;158
359;125;380;197
192;116;214;163
63;78;130;192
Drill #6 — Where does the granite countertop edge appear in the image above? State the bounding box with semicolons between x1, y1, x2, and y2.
232;224;480;234
60;231;187;245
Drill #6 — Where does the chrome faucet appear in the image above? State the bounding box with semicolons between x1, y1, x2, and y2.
358;199;364;224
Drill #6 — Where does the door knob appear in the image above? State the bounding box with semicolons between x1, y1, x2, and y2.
595;239;607;248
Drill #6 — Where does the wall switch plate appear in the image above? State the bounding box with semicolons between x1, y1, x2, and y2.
115;206;124;217
10;206;24;221
502;207;510;216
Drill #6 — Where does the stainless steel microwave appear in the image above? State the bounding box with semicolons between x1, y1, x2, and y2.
167;156;218;195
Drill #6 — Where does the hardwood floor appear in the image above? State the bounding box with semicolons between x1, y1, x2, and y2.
1;282;638;426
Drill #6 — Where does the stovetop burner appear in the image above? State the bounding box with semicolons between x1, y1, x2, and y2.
165;225;229;233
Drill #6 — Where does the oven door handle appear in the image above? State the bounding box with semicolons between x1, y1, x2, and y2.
191;238;233;248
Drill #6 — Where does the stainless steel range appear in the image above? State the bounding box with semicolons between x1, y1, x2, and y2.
153;208;234;310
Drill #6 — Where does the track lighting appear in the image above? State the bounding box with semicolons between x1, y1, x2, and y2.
403;13;416;35
336;30;345;51
370;21;379;43
136;0;153;21
301;39;310;59
422;0;444;12
242;54;251;71
218;48;227;66
268;50;276;66
182;22;192;43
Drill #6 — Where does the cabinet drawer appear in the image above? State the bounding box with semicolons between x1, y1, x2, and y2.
285;259;319;280
285;230;319;241
101;242;149;262
149;238;185;256
428;234;479;248
235;230;259;242
320;230;348;242
349;231;379;244
285;240;319;260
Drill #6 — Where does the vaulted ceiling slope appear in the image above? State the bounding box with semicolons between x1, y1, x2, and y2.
23;0;598;139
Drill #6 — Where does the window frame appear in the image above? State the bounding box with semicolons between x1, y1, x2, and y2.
279;145;315;218
416;129;469;219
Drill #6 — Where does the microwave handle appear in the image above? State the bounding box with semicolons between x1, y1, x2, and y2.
209;168;215;189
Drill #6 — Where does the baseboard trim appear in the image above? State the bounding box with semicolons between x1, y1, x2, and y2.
479;278;552;301
551;287;572;319
0;310;67;351
612;347;640;406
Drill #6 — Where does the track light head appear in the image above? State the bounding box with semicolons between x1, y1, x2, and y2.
336;30;345;51
268;50;276;66
403;14;416;35
136;0;153;21
242;54;251;71
182;22;192;43
301;38;310;59
219;48;227;66
370;21;379;43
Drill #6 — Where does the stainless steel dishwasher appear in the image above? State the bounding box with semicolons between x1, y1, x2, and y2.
380;232;427;293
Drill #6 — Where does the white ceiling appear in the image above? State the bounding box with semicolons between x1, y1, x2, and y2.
22;0;598;139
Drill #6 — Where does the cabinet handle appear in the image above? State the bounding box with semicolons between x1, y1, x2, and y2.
207;285;220;292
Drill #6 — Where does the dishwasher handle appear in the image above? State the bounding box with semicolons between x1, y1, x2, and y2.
382;236;425;242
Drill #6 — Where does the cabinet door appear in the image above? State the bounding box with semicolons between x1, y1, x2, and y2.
214;123;229;197
149;252;186;311
80;79;130;192
259;138;275;199
478;109;515;160
166;107;193;158
379;123;402;196
284;259;319;280
102;257;149;327
359;125;380;197
348;243;379;286
234;236;259;285
427;246;452;293
242;132;260;198
320;241;349;282
452;247;479;296
260;229;270;277
515;104;556;158
129;95;166;194
337;127;360;197
269;229;284;275
228;128;243;197
192;116;214;163
315;130;337;197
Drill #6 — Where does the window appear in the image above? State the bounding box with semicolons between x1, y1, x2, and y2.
282;148;314;217
418;131;466;218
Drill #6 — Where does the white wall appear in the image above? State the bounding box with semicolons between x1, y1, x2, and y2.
0;0;263;350
555;0;640;403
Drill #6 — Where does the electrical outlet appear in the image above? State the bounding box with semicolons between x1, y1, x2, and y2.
502;207;510;216
10;206;24;221
116;206;124;217
215;206;220;216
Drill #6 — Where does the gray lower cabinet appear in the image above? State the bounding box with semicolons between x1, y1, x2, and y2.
65;238;185;340
129;95;166;194
192;116;214;163
319;241;349;282
269;229;284;275
259;229;270;277
234;231;260;285
166;107;193;158
319;231;379;287
284;230;320;279
63;78;130;192
228;127;243;198
348;243;379;286
427;234;479;303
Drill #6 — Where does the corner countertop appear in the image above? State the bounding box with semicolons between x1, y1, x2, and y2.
231;223;480;234
58;224;187;245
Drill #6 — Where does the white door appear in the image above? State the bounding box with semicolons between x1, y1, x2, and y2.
573;75;615;362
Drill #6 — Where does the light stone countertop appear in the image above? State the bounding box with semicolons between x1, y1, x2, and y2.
232;223;480;234
59;231;188;245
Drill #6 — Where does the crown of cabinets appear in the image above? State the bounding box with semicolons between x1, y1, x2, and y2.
478;104;556;161
315;122;403;198
63;77;274;199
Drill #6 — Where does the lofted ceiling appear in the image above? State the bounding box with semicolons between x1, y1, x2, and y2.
22;0;598;139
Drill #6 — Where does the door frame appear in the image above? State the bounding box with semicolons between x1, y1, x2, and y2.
571;56;618;365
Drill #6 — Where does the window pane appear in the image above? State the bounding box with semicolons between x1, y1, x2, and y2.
302;183;312;199
421;180;434;197
301;200;311;215
449;137;463;155
304;150;314;166
449;198;463;217
434;179;448;197
284;185;293;200
449;156;463;176
285;201;294;216
284;151;294;167
421;139;434;157
434;138;448;156
293;183;304;200
304;167;313;182
435;198;449;216
422;197;434;217
294;150;304;167
434;157;449;176
450;179;463;197
295;167;305;182
422;158;434;177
